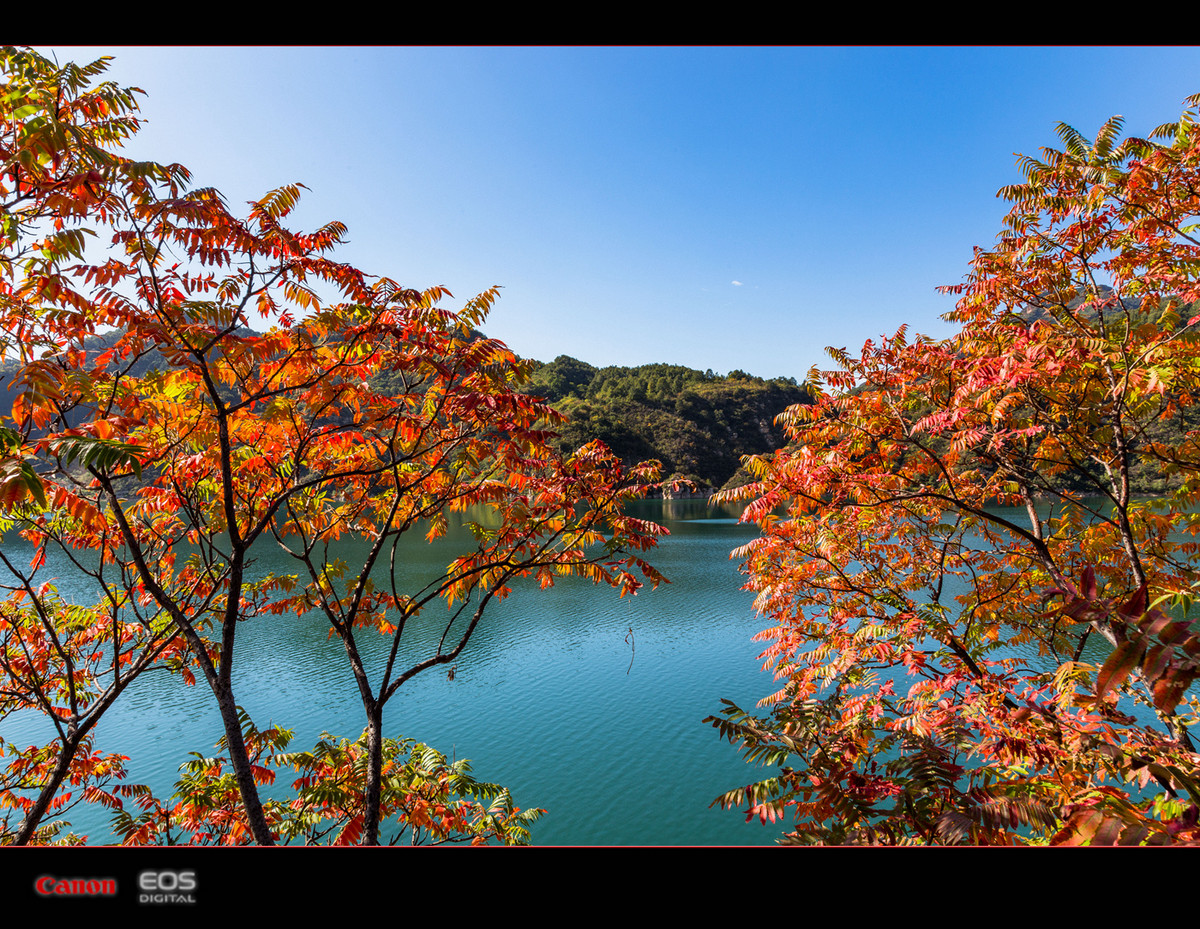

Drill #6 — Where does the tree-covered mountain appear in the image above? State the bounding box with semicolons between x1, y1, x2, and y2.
2;334;812;493
521;356;811;491
10;324;1195;497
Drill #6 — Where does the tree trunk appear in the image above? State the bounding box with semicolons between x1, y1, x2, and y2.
362;704;384;846
12;735;82;845
211;682;276;846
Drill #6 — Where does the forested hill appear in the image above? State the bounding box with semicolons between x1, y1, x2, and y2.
12;326;1192;495
521;356;811;491
0;334;811;492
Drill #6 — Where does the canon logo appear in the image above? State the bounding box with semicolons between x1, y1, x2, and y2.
35;875;118;897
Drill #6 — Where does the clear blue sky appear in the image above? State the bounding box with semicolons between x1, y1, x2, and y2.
43;46;1200;381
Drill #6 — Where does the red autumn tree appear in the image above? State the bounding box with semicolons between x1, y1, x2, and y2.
709;97;1200;844
0;46;665;845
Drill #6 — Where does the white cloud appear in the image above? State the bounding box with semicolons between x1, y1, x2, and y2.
731;280;743;287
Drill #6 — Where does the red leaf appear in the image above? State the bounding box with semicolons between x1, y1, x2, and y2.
1097;640;1143;700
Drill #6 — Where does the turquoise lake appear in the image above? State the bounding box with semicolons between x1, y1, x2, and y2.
1;497;785;845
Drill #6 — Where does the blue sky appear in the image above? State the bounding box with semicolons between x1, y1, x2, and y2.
44;46;1200;381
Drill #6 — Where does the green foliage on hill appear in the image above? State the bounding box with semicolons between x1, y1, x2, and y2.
2;335;812;493
522;356;811;490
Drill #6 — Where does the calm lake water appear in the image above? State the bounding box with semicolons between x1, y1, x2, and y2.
2;498;784;845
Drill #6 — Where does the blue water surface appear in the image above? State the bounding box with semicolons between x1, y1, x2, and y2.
1;498;781;845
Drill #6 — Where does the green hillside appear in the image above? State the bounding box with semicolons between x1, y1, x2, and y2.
522;356;811;491
1;335;811;493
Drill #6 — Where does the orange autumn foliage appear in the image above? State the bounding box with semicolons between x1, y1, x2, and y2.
1;46;665;845
710;97;1200;845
